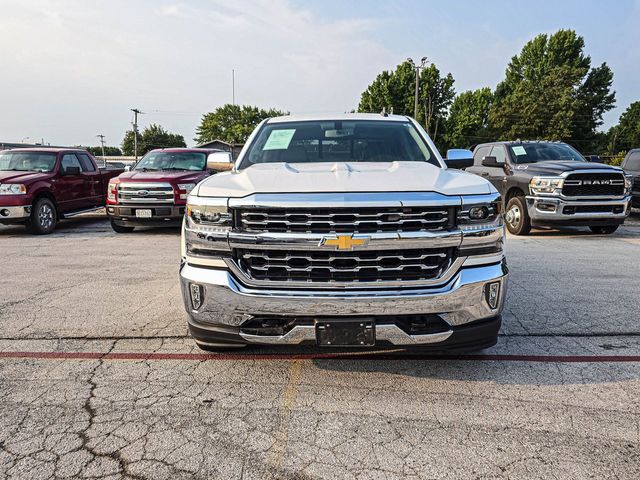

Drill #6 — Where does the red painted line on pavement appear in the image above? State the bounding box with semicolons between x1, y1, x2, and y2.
0;351;639;362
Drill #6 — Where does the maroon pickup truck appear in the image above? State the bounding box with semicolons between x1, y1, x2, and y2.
0;148;124;234
106;148;233;232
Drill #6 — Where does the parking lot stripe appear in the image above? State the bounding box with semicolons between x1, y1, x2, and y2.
1;351;639;362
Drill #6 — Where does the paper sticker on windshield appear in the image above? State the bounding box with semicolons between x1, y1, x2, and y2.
512;146;527;156
263;129;295;150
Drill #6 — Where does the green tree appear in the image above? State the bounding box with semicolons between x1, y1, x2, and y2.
607;101;640;153
444;88;494;148
85;146;122;156
489;30;615;151
357;61;455;145
195;104;287;145
121;124;186;156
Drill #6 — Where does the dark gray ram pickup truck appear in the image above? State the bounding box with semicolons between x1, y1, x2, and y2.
467;141;632;235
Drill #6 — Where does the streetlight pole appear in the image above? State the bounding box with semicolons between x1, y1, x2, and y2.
130;108;143;160
406;57;428;121
97;134;106;160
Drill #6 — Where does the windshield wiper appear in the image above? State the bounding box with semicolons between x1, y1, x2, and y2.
135;167;158;172
161;167;189;171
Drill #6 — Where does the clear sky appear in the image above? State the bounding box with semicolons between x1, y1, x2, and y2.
1;0;639;147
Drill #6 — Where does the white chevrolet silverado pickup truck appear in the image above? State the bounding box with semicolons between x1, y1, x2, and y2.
179;114;507;351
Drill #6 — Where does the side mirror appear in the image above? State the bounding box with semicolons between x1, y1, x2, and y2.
124;165;131;172
63;166;81;175
445;149;474;169
207;151;233;172
481;156;503;168
585;155;604;163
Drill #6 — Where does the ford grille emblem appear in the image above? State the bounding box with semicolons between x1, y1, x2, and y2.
138;190;150;196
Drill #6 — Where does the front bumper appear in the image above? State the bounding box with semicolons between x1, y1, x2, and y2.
0;205;31;222
526;195;631;226
180;259;508;348
107;204;184;227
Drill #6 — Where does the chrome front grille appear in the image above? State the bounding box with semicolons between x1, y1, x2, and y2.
118;183;174;204
562;173;625;197
238;206;453;233
234;248;455;284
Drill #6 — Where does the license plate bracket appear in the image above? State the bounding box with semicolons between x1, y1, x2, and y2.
135;209;152;218
316;319;375;347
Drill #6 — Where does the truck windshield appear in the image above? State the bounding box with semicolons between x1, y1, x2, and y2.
241;120;437;168
0;152;57;172
135;152;206;171
508;143;585;164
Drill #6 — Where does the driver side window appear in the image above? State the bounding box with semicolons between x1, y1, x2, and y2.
61;154;82;173
490;146;507;164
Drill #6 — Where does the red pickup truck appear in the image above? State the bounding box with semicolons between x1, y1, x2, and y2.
0;148;124;234
106;148;233;232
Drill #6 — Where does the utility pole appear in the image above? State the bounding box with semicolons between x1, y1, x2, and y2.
131;108;143;160
96;134;106;159
232;69;235;105
406;57;428;121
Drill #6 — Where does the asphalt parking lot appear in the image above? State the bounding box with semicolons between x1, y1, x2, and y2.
1;213;639;479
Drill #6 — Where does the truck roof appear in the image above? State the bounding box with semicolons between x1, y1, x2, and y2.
267;113;411;124
3;147;88;153
147;147;223;153
476;140;569;148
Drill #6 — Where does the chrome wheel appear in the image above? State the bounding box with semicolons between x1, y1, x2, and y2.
38;203;55;230
505;205;521;229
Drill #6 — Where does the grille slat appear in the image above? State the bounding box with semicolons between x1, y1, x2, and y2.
235;248;454;283
238;207;452;233
118;183;174;204
561;173;625;197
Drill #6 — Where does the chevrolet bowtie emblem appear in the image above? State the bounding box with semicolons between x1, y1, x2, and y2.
320;234;369;250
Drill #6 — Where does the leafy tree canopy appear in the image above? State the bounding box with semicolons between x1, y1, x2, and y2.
490;29;615;152
85;146;122;156
608;101;640;153
121;124;186;156
195;104;287;145
444;88;494;149
357;61;455;146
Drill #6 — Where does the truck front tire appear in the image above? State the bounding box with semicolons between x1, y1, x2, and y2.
110;219;135;233
589;225;619;234
26;198;57;235
504;196;531;235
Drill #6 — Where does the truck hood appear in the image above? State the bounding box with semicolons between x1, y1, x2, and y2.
196;162;493;198
117;170;207;184
0;171;52;184
513;161;623;176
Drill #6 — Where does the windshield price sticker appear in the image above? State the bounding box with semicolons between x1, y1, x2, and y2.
512;146;527;156
264;129;296;150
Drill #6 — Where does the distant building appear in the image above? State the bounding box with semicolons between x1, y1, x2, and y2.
196;139;244;159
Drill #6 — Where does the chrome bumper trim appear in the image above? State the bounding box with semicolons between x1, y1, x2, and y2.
525;195;631;221
238;324;453;345
179;260;508;330
0;205;31;219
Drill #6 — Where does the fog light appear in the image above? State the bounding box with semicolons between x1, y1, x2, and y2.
190;283;203;310
485;282;500;309
0;209;9;217
537;203;556;212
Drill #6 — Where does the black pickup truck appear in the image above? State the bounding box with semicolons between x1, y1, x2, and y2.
465;141;631;235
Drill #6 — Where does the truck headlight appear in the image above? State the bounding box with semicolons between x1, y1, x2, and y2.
0;184;27;195
458;198;502;231
177;183;196;200
186;200;231;230
530;176;564;195
107;181;118;201
625;174;633;194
